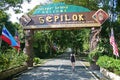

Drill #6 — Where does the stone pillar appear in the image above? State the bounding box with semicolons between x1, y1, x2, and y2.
25;30;34;67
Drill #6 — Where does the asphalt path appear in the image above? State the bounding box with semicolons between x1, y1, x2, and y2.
15;56;99;80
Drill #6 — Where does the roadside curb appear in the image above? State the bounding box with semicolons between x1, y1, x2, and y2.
91;70;109;80
80;61;108;80
80;61;99;80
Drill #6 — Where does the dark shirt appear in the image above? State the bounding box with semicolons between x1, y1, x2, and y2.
71;54;75;62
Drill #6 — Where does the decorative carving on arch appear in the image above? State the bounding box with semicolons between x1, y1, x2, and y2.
90;27;102;51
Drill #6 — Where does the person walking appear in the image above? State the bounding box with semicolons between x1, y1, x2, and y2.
70;53;76;71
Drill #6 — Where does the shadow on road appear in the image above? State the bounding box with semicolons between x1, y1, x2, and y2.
15;62;96;80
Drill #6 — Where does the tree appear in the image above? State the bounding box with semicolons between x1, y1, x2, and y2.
0;0;27;50
0;0;31;10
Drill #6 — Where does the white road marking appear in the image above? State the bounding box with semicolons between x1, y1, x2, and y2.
80;61;99;80
57;60;63;71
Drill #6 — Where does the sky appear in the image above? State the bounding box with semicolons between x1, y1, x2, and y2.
6;0;48;23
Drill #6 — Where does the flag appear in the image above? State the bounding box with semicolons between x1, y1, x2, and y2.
14;29;20;51
110;28;119;57
0;26;19;48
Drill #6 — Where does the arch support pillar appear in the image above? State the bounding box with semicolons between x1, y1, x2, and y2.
90;27;101;52
89;27;101;70
25;30;34;67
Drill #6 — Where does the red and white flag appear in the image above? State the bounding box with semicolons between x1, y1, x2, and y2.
110;28;119;57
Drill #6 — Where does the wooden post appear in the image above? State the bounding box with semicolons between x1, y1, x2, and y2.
89;27;101;70
90;27;101;52
25;30;34;67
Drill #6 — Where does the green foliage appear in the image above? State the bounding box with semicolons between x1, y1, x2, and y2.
97;56;120;75
0;10;8;22
53;0;64;3
33;29;90;58
88;48;103;63
10;52;28;68
0;49;28;72
116;0;120;11
81;28;90;51
0;52;11;71
33;57;42;65
0;0;31;10
117;14;120;24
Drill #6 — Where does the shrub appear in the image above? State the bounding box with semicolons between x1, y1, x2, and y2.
10;52;28;67
0;49;28;72
33;57;41;65
88;48;103;63
0;53;11;71
97;55;120;75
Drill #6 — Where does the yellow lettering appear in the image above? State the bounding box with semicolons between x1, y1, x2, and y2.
46;16;52;22
65;14;71;21
72;14;78;21
60;15;64;22
54;16;59;22
78;14;84;21
39;17;44;24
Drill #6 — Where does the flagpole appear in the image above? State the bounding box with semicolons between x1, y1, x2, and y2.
0;25;3;48
14;28;20;54
0;37;2;47
116;56;117;60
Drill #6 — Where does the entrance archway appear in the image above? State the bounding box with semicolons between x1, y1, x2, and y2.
19;2;109;67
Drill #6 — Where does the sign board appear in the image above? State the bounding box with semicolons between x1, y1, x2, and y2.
19;3;109;30
92;9;109;25
33;2;91;15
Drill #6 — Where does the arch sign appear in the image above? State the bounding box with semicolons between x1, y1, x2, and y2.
19;2;109;30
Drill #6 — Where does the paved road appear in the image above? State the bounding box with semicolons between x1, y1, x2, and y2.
15;58;98;80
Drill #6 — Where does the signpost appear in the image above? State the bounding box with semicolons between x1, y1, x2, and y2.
20;3;109;30
20;11;101;30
